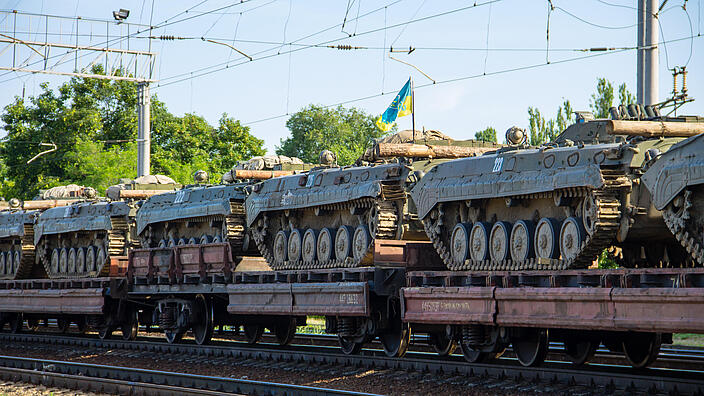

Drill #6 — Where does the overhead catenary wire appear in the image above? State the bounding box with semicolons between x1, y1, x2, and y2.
154;0;503;88
239;33;703;126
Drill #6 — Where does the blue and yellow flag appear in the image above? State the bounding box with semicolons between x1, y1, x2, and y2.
376;78;413;131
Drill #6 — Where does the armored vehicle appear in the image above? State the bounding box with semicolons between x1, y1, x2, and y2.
136;156;308;257
411;112;704;271
246;131;502;270
34;176;178;278
0;186;97;280
642;129;704;266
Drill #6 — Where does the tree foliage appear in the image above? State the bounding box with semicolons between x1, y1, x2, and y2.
527;99;573;145
474;127;497;143
0;65;265;199
276;105;387;165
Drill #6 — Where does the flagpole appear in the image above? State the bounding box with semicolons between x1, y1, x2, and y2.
411;77;416;142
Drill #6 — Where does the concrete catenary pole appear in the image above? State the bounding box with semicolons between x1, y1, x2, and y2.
637;0;659;106
137;82;151;176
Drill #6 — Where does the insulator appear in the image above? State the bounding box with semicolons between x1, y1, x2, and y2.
673;72;678;95
682;69;688;93
160;35;175;41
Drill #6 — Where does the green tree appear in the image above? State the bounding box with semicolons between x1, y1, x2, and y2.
618;83;636;106
277;105;386;165
527;99;573;145
475;127;497;143
590;78;615;118
1;66;265;199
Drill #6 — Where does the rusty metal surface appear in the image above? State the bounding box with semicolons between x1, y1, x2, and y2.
0;288;105;314
401;286;495;324
373;240;444;269
402;269;704;333
495;287;614;329
612;287;704;333
227;282;369;316
129;244;234;284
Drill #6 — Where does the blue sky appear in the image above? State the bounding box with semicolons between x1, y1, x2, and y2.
0;0;701;152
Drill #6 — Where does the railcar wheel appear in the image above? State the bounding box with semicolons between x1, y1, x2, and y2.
564;338;598;366
98;325;114;340
534;218;561;260
301;229;319;262
0;252;6;275
85;246;97;272
121;310;138;341
459;341;489;363
199;234;212;245
59;248;68;274
317;228;336;262
272;317;297;346
273;230;290;265
352;225;371;261
489;222;512;262
8;313;22;333
379;315;410;357
510;220;535;262
57;317;70;333
287;229;303;263
212;235;222;243
27;319;40;332
450;223;472;265
50;248;60;274
67;248;77;273
338;336;363;355
77;248;87;273
188;237;198;245
560;217;586;262
192;295;213;345
335;226;354;260
164;330;183;344
469;222;491;262
158;239;168;248
623;332;661;368
243;324;264;344
512;328;549;367
167;237;177;248
429;332;457;356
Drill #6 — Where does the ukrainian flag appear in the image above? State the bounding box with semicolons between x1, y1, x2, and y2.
376;78;413;131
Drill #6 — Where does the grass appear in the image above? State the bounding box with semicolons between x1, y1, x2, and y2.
673;333;704;347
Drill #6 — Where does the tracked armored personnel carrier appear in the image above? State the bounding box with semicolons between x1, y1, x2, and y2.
136;156;308;257
412;112;704;271
246;131;502;270
34;176;179;279
0;186;97;280
642;127;704;266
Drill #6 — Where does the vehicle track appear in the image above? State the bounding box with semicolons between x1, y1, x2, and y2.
2;332;703;395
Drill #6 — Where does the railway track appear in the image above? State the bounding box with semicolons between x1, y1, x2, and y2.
0;354;379;396
1;332;703;394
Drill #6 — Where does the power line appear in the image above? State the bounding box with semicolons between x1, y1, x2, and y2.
240;33;703;126
155;0;503;87
0;0;260;84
